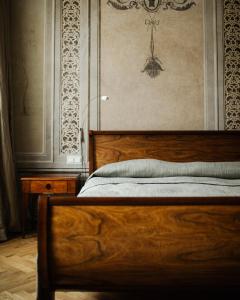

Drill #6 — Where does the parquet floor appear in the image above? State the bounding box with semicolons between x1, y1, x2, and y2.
0;237;36;300
0;236;169;300
0;236;237;300
0;236;106;300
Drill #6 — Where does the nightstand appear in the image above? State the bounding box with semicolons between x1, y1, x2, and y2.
21;173;80;237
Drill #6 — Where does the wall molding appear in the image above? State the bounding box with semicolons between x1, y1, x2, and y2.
17;0;240;171
90;0;225;131
51;0;89;170
203;0;224;130
16;0;54;164
89;0;101;130
17;0;88;169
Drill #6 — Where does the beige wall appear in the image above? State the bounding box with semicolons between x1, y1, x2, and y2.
11;0;45;153
100;0;204;130
11;0;237;170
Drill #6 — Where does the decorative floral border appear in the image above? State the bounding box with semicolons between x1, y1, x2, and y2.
107;0;196;12
60;0;81;153
224;0;240;129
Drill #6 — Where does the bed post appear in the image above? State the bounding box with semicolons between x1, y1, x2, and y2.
37;194;54;300
89;130;94;174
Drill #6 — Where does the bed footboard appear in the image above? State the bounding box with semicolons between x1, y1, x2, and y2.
37;195;240;299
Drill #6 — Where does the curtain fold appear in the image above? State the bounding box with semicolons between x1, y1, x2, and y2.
0;0;20;241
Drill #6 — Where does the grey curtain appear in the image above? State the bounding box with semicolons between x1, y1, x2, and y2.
0;0;20;241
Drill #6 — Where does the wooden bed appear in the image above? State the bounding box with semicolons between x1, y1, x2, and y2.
37;131;240;299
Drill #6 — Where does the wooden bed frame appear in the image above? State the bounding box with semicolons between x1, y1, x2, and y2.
37;131;240;299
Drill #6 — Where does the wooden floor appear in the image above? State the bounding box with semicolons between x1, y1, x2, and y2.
0;236;103;300
0;236;171;300
0;236;238;300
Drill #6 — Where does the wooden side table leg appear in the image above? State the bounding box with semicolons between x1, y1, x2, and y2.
37;287;54;300
22;193;29;238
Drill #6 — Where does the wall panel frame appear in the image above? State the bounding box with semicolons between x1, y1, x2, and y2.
17;0;90;171
90;0;225;131
15;0;55;167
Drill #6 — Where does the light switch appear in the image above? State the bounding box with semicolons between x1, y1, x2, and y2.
101;95;109;101
67;155;81;164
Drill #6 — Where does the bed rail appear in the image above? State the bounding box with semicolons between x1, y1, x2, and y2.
37;194;240;299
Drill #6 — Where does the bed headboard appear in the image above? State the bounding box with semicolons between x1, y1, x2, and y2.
89;131;240;174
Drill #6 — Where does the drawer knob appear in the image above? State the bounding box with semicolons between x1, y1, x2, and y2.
45;183;52;190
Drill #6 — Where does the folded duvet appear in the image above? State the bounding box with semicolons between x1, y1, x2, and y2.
78;159;240;197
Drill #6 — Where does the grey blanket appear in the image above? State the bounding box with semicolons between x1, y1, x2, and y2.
78;159;240;197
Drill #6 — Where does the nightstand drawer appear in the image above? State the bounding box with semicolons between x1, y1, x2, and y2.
30;181;68;193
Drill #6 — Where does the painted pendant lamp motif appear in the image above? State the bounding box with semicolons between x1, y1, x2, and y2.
107;0;196;78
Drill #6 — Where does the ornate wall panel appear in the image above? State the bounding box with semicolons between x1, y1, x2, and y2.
11;0;54;165
100;0;205;130
13;0;240;170
224;0;240;129
60;0;81;153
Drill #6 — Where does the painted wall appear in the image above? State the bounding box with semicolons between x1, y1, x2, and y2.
10;0;45;153
101;0;204;130
10;0;54;167
9;0;240;170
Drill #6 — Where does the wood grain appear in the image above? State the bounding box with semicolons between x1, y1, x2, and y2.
21;174;80;237
49;204;240;288
31;181;67;193
67;181;78;194
21;174;81;180
37;131;240;297
37;195;54;300
89;131;240;173
48;196;240;206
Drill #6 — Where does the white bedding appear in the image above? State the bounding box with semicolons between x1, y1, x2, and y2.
78;176;240;197
78;159;240;197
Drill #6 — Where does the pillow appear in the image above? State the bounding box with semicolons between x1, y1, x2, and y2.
91;159;240;179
